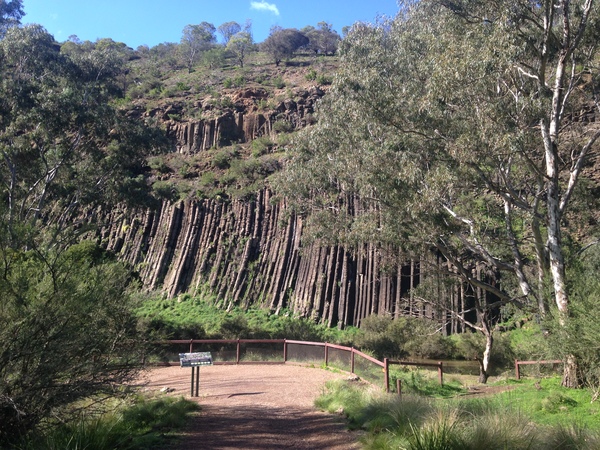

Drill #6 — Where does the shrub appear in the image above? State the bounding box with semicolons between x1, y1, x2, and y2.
273;120;294;133
0;241;146;445
152;180;178;202
355;315;453;360
251;136;274;157
212;147;238;169
148;156;170;173
273;75;285;89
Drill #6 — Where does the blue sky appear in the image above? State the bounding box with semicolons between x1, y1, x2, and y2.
22;1;400;48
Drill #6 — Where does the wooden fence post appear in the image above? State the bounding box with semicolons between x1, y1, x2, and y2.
325;343;329;367
283;339;287;362
515;359;520;380
236;339;241;364
384;358;390;393
438;361;444;386
351;348;355;374
397;379;402;398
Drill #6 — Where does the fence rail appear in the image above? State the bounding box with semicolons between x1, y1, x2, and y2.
514;359;563;380
384;358;444;391
155;339;455;392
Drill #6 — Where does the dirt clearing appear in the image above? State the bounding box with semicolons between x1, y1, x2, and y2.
138;364;362;449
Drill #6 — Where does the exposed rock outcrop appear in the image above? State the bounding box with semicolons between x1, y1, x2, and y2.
96;86;450;328
150;87;323;154
98;191;430;328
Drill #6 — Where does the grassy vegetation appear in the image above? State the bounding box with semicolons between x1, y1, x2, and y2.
136;293;355;343
316;377;600;450
12;395;199;450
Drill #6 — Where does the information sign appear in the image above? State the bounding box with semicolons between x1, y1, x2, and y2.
179;352;213;367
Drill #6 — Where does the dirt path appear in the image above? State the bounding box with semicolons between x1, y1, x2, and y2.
139;365;362;449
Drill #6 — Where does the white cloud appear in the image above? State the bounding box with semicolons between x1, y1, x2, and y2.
250;1;280;16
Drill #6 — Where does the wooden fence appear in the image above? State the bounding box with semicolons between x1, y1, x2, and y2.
514;359;563;380
157;339;450;392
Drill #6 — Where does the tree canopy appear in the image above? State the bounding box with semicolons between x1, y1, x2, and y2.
261;28;309;65
0;25;164;235
0;26;167;442
180;22;217;72
0;0;23;37
276;0;600;385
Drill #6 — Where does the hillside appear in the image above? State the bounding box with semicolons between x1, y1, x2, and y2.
92;51;427;329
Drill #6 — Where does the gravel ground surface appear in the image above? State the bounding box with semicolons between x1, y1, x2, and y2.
138;364;362;449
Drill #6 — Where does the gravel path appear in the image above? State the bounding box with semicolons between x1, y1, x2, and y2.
139;364;362;449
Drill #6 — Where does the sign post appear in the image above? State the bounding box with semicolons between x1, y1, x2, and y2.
179;352;212;397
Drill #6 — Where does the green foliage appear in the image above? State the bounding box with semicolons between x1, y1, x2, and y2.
316;378;600;450
547;244;600;386
273;120;294;133
274;0;600;389
305;68;317;81
14;395;199;450
355;315;453;360
0;239;145;444
450;332;514;371
152;180;179;202
390;369;464;398
315;73;332;85
0;0;24;37
0;25;166;228
261;28;309;66
223;75;246;88
135;295;343;342
272;75;285;89
251;136;274;156
507;322;552;362
211;147;239;169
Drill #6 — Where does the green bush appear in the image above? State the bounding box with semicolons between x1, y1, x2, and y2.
152;180;178;202
273;75;285;89
273;120;294;133
16;396;199;450
316;73;332;85
251;136;274;157
211;147;239;169
355;315;453;360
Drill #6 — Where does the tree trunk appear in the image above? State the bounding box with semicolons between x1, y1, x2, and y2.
562;354;579;388
478;327;493;384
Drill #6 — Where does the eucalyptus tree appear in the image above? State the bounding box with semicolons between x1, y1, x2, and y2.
0;25;164;443
261;28;309;65
0;25;165;240
227;31;253;67
276;0;600;385
0;0;23;37
181;22;216;72
218;20;241;44
302;22;341;55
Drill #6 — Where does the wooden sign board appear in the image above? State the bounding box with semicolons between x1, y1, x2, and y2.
179;352;213;367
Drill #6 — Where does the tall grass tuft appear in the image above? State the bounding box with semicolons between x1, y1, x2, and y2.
14;396;199;450
541;422;600;450
407;408;464;450
464;407;537;450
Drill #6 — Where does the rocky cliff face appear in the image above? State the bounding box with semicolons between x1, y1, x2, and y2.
143;86;324;154
98;87;439;328
99;191;426;328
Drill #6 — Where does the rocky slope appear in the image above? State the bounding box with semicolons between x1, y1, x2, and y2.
93;86;435;328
